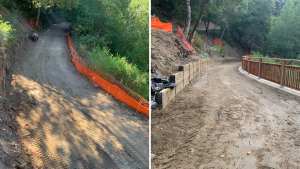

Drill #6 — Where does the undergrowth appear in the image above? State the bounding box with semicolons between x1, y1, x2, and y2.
88;46;148;100
0;14;17;50
251;51;300;66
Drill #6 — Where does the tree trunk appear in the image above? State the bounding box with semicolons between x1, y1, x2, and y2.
206;20;210;36
183;0;191;39
219;25;227;41
188;0;210;45
36;7;40;28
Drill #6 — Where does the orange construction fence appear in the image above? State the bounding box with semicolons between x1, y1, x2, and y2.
177;26;194;53
151;17;172;33
29;18;41;31
67;28;149;117
214;38;223;47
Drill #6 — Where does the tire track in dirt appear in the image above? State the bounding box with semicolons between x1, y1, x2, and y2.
6;22;148;168
152;62;300;169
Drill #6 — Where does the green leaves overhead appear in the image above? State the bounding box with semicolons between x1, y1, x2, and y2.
32;0;79;9
266;0;300;59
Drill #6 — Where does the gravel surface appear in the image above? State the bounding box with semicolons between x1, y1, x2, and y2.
152;62;300;169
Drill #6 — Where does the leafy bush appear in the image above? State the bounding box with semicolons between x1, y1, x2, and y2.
197;39;203;50
209;45;221;53
88;46;148;99
0;15;16;48
220;45;229;57
177;22;184;27
159;17;168;23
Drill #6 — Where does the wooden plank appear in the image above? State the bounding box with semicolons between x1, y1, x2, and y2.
189;63;194;81
161;88;176;109
170;72;184;94
196;60;200;74
194;61;197;76
179;64;190;87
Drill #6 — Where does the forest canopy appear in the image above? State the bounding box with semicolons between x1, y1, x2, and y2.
152;0;300;61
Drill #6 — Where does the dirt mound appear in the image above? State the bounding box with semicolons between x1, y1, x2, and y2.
151;29;204;79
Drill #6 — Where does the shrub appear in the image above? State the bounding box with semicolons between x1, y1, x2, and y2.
88;46;149;99
198;40;203;50
0;15;16;49
177;21;184;27
220;45;229;57
209;45;221;53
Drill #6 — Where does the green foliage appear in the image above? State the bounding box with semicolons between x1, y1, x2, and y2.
251;51;278;64
209;45;221;53
177;21;184;27
32;0;79;9
265;0;300;60
159;17;168;23
89;46;148;99
0;15;16;49
197;39;203;50
54;0;149;98
220;45;229;57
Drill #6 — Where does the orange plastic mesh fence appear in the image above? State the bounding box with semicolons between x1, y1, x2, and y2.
151;17;172;33
214;38;223;47
176;26;194;53
29;18;41;31
67;28;149;117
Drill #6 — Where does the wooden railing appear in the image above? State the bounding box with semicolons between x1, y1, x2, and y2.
242;56;300;91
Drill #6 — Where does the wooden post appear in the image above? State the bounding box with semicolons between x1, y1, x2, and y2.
280;60;286;87
136;101;141;113
107;85;110;97
248;57;250;74
259;58;262;79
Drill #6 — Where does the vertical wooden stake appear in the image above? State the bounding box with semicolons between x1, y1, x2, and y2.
107;85;110;97
280;60;286;87
136;101;141;113
248;57;250;74
259;58;262;79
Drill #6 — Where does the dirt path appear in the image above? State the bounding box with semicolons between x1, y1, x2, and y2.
6;22;148;168
151;62;300;169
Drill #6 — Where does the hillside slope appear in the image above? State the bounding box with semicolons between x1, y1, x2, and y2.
151;28;241;79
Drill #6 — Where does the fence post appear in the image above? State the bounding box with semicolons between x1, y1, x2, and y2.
280;60;286;87
136;101;141;113
248;57;250;74
259;58;262;79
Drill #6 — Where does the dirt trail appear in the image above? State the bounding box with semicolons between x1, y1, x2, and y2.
6;22;148;168
151;62;300;169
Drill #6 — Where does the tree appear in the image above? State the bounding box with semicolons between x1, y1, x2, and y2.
183;0;191;38
266;0;300;59
219;18;229;41
32;0;79;27
188;0;210;45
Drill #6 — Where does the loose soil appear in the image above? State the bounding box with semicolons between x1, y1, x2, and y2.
151;62;300;169
3;21;149;169
151;29;242;79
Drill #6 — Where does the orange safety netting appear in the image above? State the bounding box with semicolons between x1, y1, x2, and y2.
29;18;41;31
151;17;172;33
214;38;223;47
176;26;194;53
67;28;149;117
